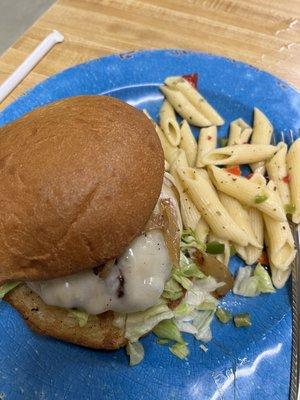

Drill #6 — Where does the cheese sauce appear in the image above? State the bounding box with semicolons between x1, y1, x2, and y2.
27;229;172;314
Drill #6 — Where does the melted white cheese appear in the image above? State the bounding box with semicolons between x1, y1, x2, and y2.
27;230;171;314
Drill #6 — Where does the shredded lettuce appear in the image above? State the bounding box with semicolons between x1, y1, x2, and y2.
180;228;206;252
233;264;275;297
192;311;215;342
70;309;89;327
169;342;189;360
172;270;192;290
173;301;193;318
254;264;275;293
162;278;183;300
197;299;218;311
126;341;145;366
0;282;21;299
153;319;184;343
125;301;174;342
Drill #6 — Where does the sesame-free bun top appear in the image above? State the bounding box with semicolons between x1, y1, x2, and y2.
0;95;164;282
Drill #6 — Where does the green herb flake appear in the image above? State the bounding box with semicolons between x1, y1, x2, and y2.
284;203;296;214
234;313;251;328
206;241;225;255
215;308;232;324
254;194;268;204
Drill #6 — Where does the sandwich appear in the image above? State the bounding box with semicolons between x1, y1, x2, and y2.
0;94;234;363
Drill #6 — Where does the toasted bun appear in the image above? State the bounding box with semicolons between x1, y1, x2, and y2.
5;285;126;349
0;96;164;282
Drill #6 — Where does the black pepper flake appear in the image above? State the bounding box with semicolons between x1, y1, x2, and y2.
222;226;226;229
117;272;125;298
282;226;286;230
189;116;192;120
232;178;237;181
273;208;276;211
216;211;221;216
31;307;39;312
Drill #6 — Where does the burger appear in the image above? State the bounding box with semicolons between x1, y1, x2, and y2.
0;95;183;351
0;94;235;365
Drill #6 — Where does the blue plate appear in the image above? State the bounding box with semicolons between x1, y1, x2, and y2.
0;50;299;400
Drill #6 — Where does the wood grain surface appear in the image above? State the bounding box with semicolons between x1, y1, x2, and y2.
0;0;299;110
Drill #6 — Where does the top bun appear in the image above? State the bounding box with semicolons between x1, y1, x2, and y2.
0;95;164;282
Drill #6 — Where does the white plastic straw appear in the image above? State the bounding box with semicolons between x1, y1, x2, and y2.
0;30;64;104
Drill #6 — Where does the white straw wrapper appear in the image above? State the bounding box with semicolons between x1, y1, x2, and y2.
0;30;64;104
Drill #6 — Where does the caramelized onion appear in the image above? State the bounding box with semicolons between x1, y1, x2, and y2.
161;198;181;268
192;250;234;297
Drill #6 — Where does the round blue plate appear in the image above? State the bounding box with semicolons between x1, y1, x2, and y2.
0;50;299;400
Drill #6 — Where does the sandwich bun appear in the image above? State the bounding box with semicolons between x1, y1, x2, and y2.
5;284;125;349
0;95;164;282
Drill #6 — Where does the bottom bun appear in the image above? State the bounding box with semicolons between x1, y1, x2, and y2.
5;285;126;350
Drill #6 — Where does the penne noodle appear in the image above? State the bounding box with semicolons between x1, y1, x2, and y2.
208;233;231;266
202;144;277;166
228;118;252;145
170;150;200;230
160;85;211;127
177;167;249;246
266;142;291;209
250;108;273;174
143;109;178;164
265;232;292;289
208;165;286;221
165;76;224;126
239;207;264;265
286;138;300;223
179;120;197;166
159;100;181;146
263;181;296;270
218;192;261;248
196;126;217;168
235;174;264;264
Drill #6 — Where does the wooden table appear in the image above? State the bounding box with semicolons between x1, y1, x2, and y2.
0;0;299;110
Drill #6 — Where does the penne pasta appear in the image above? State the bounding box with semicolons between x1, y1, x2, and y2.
208;233;231;266
143;109;178;164
250;108;273;174
196;126;217;168
170;150;200;230
179;120;197;166
218;192;261;248
177;167;249;246
228;118;252;145
165;76;224;126
266;142;291;209
208;165;286;221
202;144;277;166
263;181;296;271
239;207;264;265
235;174;265;264
265;232;292;289
160;85;211;127
286;138;300;223
159;100;181;146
